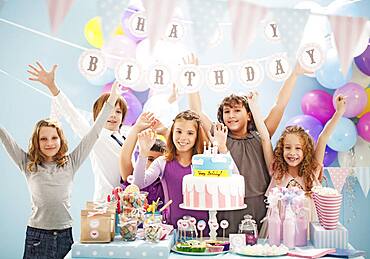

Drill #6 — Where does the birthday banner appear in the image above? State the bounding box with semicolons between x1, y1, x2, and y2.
326;167;370;198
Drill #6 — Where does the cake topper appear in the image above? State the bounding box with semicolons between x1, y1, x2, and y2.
197;220;206;241
220;219;229;239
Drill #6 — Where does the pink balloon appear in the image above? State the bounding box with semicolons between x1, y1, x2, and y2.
101;35;136;69
301;90;335;124
357;112;370;142
333;83;368;118
102;83;142;126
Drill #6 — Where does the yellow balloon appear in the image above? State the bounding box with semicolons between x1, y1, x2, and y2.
84;16;104;48
113;25;124;36
358;87;370;118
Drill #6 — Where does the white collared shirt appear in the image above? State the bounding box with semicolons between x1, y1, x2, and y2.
52;91;128;202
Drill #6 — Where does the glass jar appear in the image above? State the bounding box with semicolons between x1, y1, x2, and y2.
238;214;258;245
119;217;138;241
143;213;163;242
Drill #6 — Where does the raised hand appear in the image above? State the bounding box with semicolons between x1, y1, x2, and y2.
138;128;157;157
107;81;121;106
182;53;198;65
134;112;156;132
246;90;259;106
335;95;346;116
27;62;59;95
213;122;228;153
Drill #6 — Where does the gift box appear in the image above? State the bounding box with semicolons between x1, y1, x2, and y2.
72;234;174;259
86;201;116;240
80;210;113;243
310;222;348;249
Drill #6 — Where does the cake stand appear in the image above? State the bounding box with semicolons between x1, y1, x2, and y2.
179;204;247;240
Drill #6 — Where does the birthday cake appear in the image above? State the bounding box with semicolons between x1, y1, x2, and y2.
182;153;245;210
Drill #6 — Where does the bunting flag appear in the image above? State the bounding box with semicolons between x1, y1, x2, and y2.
228;0;267;58
97;0;129;40
353;167;370;198
328;15;367;76
270;8;310;65
327;167;351;193
47;0;75;34
142;0;176;51
187;0;227;53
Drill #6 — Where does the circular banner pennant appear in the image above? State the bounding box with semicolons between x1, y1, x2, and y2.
239;60;264;88
128;12;148;38
206;65;231;92
265;54;291;81
165;20;185;42
264;21;281;42
178;65;202;93
147;64;171;91
297;42;325;73
78;49;107;78
115;58;142;87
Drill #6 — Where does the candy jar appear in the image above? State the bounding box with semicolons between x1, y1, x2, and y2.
119;217;138;241
143;213;163;242
239;214;258;245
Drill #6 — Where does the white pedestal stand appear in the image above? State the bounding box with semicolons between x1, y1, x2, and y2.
180;204;247;241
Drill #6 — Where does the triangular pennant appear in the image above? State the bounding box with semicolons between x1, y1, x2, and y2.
187;0;226;53
142;0;176;51
228;0;267;58
328;15;367;75
47;0;75;34
353;167;370;198
270;8;310;64
97;0;129;40
327;167;351;193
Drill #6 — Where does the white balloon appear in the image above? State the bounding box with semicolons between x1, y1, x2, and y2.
143;93;179;128
354;137;370;167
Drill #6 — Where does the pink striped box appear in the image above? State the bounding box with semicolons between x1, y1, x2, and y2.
310;222;348;249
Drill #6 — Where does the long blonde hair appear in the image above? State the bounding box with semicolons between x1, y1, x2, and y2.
164;110;208;161
27;119;68;172
271;125;321;191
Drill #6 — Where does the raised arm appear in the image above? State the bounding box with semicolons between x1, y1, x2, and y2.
119;112;155;181
27;62;90;138
0;127;28;172
184;53;213;133
264;63;306;137
314;95;346;167
247;91;274;171
69;82;120;172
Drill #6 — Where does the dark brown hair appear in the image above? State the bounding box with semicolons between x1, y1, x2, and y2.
93;93;127;126
164;110;208;161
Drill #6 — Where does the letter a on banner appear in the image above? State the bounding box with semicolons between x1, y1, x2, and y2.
78;49;107;78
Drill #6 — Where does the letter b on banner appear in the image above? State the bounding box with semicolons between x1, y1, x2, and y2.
79;49;107;78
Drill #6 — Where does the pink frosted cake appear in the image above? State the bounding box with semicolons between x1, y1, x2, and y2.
181;154;245;210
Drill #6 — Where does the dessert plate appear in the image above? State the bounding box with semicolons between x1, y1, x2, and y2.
171;246;228;256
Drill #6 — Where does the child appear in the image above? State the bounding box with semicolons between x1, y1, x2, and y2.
119;112;167;205
132;110;227;228
185;53;306;234
27;62;151;202
247;92;346;223
0;82;119;259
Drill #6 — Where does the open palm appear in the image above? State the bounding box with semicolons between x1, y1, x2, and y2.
28;62;57;87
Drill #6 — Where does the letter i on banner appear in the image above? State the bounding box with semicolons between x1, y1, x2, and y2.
115;58;142;87
178;65;202;93
206;65;231;92
79;49;107;78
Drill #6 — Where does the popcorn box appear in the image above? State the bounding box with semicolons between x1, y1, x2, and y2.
310;222;348;249
80;210;113;243
72;234;174;259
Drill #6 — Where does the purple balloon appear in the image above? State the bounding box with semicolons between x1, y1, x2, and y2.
354;41;370;76
121;6;146;43
301;90;335;124
357;112;370;142
102;82;142;126
334;83;368;118
323;146;337;167
286;115;323;142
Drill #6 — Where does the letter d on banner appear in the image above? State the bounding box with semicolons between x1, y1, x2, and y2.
79;49;107;78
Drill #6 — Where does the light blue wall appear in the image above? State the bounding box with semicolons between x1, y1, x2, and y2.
0;1;369;258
